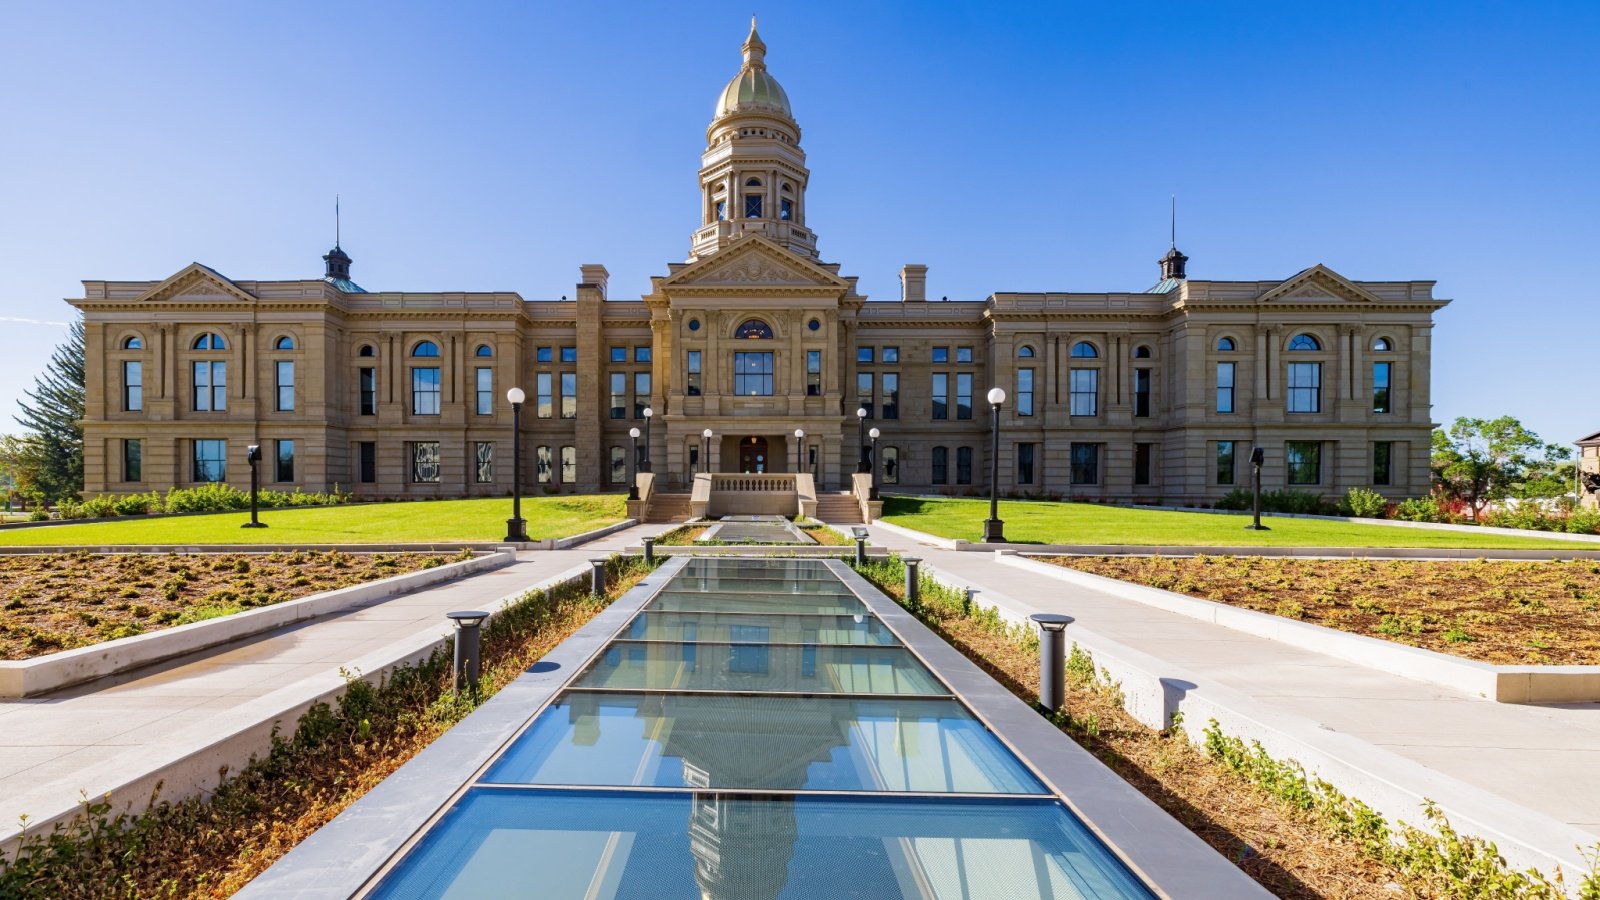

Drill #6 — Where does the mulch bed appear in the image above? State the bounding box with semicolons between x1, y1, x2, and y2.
0;550;460;661
1044;555;1600;665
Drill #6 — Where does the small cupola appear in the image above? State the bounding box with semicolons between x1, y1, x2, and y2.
1159;245;1188;281
321;197;366;292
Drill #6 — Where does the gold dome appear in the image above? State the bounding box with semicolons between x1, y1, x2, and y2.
713;18;792;121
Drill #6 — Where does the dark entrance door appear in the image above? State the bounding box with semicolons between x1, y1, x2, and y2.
738;436;769;473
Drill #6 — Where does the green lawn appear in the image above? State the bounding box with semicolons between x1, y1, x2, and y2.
0;496;627;546
880;496;1594;549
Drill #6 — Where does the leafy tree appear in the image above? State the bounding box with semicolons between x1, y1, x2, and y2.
12;318;85;501
1431;416;1568;518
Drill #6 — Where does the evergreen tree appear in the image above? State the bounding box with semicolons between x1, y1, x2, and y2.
14;317;85;500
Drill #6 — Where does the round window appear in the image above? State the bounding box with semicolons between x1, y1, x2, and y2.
688;319;701;332
808;318;821;332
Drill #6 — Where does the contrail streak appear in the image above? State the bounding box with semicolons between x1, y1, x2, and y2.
0;317;69;327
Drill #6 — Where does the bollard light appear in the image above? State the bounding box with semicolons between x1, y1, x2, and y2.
447;610;490;697
902;556;921;605
852;526;869;566
1030;613;1074;714
589;558;608;595
1245;446;1270;531
242;444;267;529
642;536;656;566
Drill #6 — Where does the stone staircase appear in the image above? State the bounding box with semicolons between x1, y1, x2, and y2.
813;492;864;524
644;492;692;524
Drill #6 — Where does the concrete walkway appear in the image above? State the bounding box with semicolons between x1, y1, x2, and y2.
0;523;672;845
860;522;1600;875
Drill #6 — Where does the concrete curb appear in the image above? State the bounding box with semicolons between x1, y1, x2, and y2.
896;555;1599;887
546;518;635;550
0;519;631;556
1001;551;1600;703
0;560;596;855
626;545;888;558
870;518;960;549
0;551;515;698
953;541;1600;561
1123;502;1600;545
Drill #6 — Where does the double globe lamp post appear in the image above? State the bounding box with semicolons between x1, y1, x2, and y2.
504;387;529;543
984;386;1007;544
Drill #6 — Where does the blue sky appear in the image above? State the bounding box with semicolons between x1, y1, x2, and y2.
1;1;1595;445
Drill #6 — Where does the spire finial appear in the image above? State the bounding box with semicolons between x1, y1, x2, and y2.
1169;194;1176;249
335;193;341;249
742;14;766;67
1159;194;1188;283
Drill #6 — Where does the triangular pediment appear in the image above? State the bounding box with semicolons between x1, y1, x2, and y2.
134;263;257;304
1257;264;1382;305
664;235;849;290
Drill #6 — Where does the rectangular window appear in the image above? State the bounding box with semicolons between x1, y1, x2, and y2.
476;442;494;483
734;352;774;396
882;347;899;364
1287;362;1321;413
610;346;626;363
193;361;226;411
635;346;651;363
931;347;949;364
1374;441;1393;486
359;367;377;416
1216;362;1235;414
610;373;627;419
560;446;576;484
560;372;577;419
610;447;626;484
687;350;703;396
536;347;553;363
877;446;896;485
1070;443;1099;485
1017;368;1034;416
1133;368;1150;418
410;441;441;483
780;198;792;221
275;439;295;483
122;439;142;482
537;445;552;483
857;347;873;364
634;373;651;416
358;441;376;483
744;195;762;218
1134;442;1152;486
805;350;821;396
192;439;225;483
560;346;576;364
475;367;493;415
1287;441;1321;485
956;373;973;420
1216;441;1236;486
931;446;948;484
956;446;973;485
275;361;295;412
881;373;899;419
856;373;873;416
1069;369;1098;416
123;361;142;411
411;367;441;415
1017;443;1036;485
931;373;949;420
537;372;553;418
715;200;726;221
956;347;973;364
689;445;700;476
1373;362;1392;414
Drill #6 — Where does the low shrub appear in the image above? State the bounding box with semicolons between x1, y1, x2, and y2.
1215;488;1253;511
1567;510;1600;535
1340;487;1389;519
1260;489;1339;516
1393;497;1442;522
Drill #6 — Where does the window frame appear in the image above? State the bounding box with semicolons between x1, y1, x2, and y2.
275;360;295;412
1016;367;1034;416
410;441;442;484
560;372;577;419
956;446;973;485
610;372;627;419
931;446;948;485
956;373;973;420
123;360;143;412
1216;361;1235;414
1017;442;1036;485
475;442;495;484
805;350;821;396
1286;441;1322;485
1372;361;1392;414
733;351;775;396
359;367;377;416
1373;441;1393;486
1070;443;1099;485
931;372;949;420
687;350;704;396
1069;368;1098;417
122;438;142;483
1286;362;1322;414
411;366;442;416
880;372;898;420
275;439;295;483
192;438;226;483
192;360;227;412
1133;367;1150;418
474;366;493;416
1216;440;1236;486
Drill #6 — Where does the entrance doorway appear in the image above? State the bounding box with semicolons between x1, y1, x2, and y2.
738;436;769;473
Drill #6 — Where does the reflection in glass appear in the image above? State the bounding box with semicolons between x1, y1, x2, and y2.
624;611;897;646
574;642;944;695
650;592;868;616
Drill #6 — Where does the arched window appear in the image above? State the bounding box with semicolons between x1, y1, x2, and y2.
1288;334;1321;351
1216;337;1236;352
358;344;375;357
1070;341;1098;358
781;182;793;193
122;336;142;350
274;336;295;351
745;177;762;187
192;332;226;350
1372;337;1393;351
1017;346;1034;358
1133;345;1152;358
412;340;441;357
735;319;774;340
475;344;493;357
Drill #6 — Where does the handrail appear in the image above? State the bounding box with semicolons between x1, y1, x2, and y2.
711;473;798;493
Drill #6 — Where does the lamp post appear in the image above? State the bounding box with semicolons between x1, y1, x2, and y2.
641;406;654;473
1245;446;1270;531
984;387;1007;543
504;387;529;542
627;427;641;501
241;444;266;528
855;407;869;473
868;427;881;501
702;428;713;475
794;428;805;474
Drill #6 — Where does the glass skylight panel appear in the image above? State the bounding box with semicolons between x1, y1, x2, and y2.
572;641;945;695
622;611;899;645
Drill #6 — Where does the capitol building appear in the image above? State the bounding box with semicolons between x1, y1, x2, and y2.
69;21;1447;504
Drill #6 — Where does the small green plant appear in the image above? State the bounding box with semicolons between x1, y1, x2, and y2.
1341;487;1390;519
